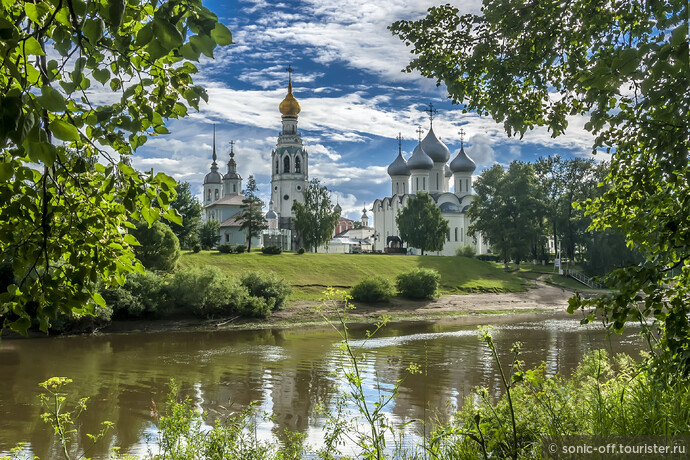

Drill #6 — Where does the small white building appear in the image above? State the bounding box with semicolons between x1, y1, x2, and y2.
372;122;487;256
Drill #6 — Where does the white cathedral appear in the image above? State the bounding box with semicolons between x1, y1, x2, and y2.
372;116;487;256
202;70;486;256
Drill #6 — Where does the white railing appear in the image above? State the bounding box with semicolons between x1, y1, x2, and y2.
567;269;605;289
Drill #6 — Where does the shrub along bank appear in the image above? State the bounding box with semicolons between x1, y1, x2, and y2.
47;268;292;333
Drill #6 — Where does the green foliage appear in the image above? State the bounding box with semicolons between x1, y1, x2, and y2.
468;162;543;264
167;267;246;318
261;246;282;255
101;271;166;318
0;0;230;334
235;244;247;254
395;268;440;299
297;248;305;255
198;220;220;250
396;192;449;255
165;182;202;249
240;271;292;311
350;276;395;303
192;244;201;254
37;377;112;460
239;176;267;253
131;222;181;271
217;243;234;254
455;244;475;258
391;0;689;373
292;179;340;253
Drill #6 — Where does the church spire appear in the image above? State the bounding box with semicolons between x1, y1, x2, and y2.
279;65;301;118
212;124;217;166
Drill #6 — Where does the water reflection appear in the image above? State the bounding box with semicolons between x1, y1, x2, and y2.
0;313;643;458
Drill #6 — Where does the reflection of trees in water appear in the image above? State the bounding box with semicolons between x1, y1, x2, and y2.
0;319;642;458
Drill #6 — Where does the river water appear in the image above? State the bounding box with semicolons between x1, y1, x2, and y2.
0;313;643;458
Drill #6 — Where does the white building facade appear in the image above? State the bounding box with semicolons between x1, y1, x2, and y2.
372;123;487;256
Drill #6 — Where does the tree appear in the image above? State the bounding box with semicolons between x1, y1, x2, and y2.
238;176;267;253
198;220;220;250
396;192;449;256
131;222;180;271
292;179;340;253
391;1;689;372
0;1;231;334
166;182;202;249
468;162;542;266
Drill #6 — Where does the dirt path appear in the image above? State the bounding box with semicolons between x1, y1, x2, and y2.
271;280;574;324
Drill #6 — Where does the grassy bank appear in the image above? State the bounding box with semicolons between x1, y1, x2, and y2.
180;251;526;299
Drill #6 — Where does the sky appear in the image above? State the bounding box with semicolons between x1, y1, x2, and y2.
130;0;599;220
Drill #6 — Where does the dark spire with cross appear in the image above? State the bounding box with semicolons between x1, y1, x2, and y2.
416;125;424;143
286;64;293;85
229;140;235;158
458;128;466;149
424;102;438;127
212;123;217;164
397;132;402;155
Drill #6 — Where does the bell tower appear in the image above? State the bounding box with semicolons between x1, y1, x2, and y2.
271;65;308;228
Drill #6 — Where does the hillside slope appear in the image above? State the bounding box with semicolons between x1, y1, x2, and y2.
180;252;526;299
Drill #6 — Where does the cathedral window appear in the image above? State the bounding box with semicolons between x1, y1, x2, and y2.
454;228;458;241
295;156;301;173
416;177;419;191
423;177;426;190
225;234;229;242
465;179;469;192
215;189;219;200
233;184;236;193
275;159;279;174
396;182;399;194
283;155;290;173
207;189;211;201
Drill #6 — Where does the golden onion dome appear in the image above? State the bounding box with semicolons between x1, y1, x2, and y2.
279;79;301;118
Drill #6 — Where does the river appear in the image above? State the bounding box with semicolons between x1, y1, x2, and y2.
0;313;643;458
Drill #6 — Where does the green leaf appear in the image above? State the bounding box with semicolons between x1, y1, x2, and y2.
37;86;67;112
153;17;183;51
154;172;177;190
24;36;45;55
27;141;57;166
83;18;105;44
9;315;31;336
92;292;106;308
135;23;153;46
210;23;233;46
0;162;13;182
108;0;125;28
49;119;80;142
93;68;110;85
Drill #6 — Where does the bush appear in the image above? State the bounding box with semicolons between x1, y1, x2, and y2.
297;247;305;255
477;254;500;262
350;276;395;303
238;295;273;318
217;243;233;254
240;271;292;311
455;244;476;258
235;244;247;253
130;221;181;271
192;244;201;253
395;268;440;299
167;267;246;317
261;246;282;255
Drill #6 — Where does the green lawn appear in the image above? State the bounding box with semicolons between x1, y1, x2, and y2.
180;251;527;299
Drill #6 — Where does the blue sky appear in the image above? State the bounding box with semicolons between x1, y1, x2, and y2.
130;0;600;220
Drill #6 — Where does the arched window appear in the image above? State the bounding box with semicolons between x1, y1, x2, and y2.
214;189;219;200
283;155;290;173
416;177;419;191
207;189;211;201
275;159;279;174
423;177;426;190
454;228;458;241
395;182;399;194
466;179;469;192
295;155;301;173
233;184;236;193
